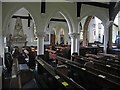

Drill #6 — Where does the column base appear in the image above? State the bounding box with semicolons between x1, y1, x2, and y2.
37;55;44;59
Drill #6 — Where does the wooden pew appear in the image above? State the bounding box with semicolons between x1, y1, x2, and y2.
79;47;101;56
36;57;86;89
97;53;120;65
72;55;120;77
98;53;118;58
86;54;104;60
85;54;120;69
56;56;120;89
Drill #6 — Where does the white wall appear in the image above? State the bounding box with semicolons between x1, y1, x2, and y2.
88;17;104;43
112;25;119;43
0;1;2;90
0;1;2;57
112;11;120;43
95;17;104;43
118;11;120;30
88;17;96;43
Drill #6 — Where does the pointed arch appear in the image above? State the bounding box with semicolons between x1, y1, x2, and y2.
78;13;106;28
112;2;120;21
44;8;74;34
80;15;105;46
3;6;37;37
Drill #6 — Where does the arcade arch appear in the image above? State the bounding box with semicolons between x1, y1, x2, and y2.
112;11;120;48
44;11;70;46
80;16;105;47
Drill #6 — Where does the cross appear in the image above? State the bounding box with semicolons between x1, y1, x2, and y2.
12;14;32;27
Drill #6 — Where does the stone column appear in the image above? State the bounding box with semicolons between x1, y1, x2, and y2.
108;25;113;49
0;2;2;89
0;1;2;58
104;21;113;53
104;26;108;54
83;27;88;46
69;33;80;55
37;32;45;56
83;16;92;46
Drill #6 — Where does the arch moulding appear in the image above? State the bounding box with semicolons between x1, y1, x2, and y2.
44;7;74;35
3;4;37;37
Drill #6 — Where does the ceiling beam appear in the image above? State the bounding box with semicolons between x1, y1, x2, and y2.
12;15;32;20
12;14;32;27
47;18;66;28
81;2;110;9
50;18;66;22
41;2;46;13
77;2;81;17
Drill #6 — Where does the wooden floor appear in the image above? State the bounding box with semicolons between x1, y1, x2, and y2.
2;58;39;89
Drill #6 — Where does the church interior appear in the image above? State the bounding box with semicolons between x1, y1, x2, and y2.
0;0;120;89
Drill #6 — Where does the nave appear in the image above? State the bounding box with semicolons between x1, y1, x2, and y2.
1;1;120;89
2;45;120;89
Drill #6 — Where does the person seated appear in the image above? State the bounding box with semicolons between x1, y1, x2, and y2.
12;46;20;58
26;47;36;69
18;47;28;64
71;52;78;61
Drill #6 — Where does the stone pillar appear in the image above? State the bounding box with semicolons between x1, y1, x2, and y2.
77;35;80;55
83;16;92;46
0;36;3;58
104;26;109;54
83;27;88;46
108;25;113;49
37;32;45;56
69;33;80;55
104;21;113;53
0;1;2;90
29;22;34;44
118;12;120;32
0;1;2;58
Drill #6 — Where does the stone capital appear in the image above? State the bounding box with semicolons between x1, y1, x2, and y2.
69;32;80;39
106;20;114;28
37;31;46;38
